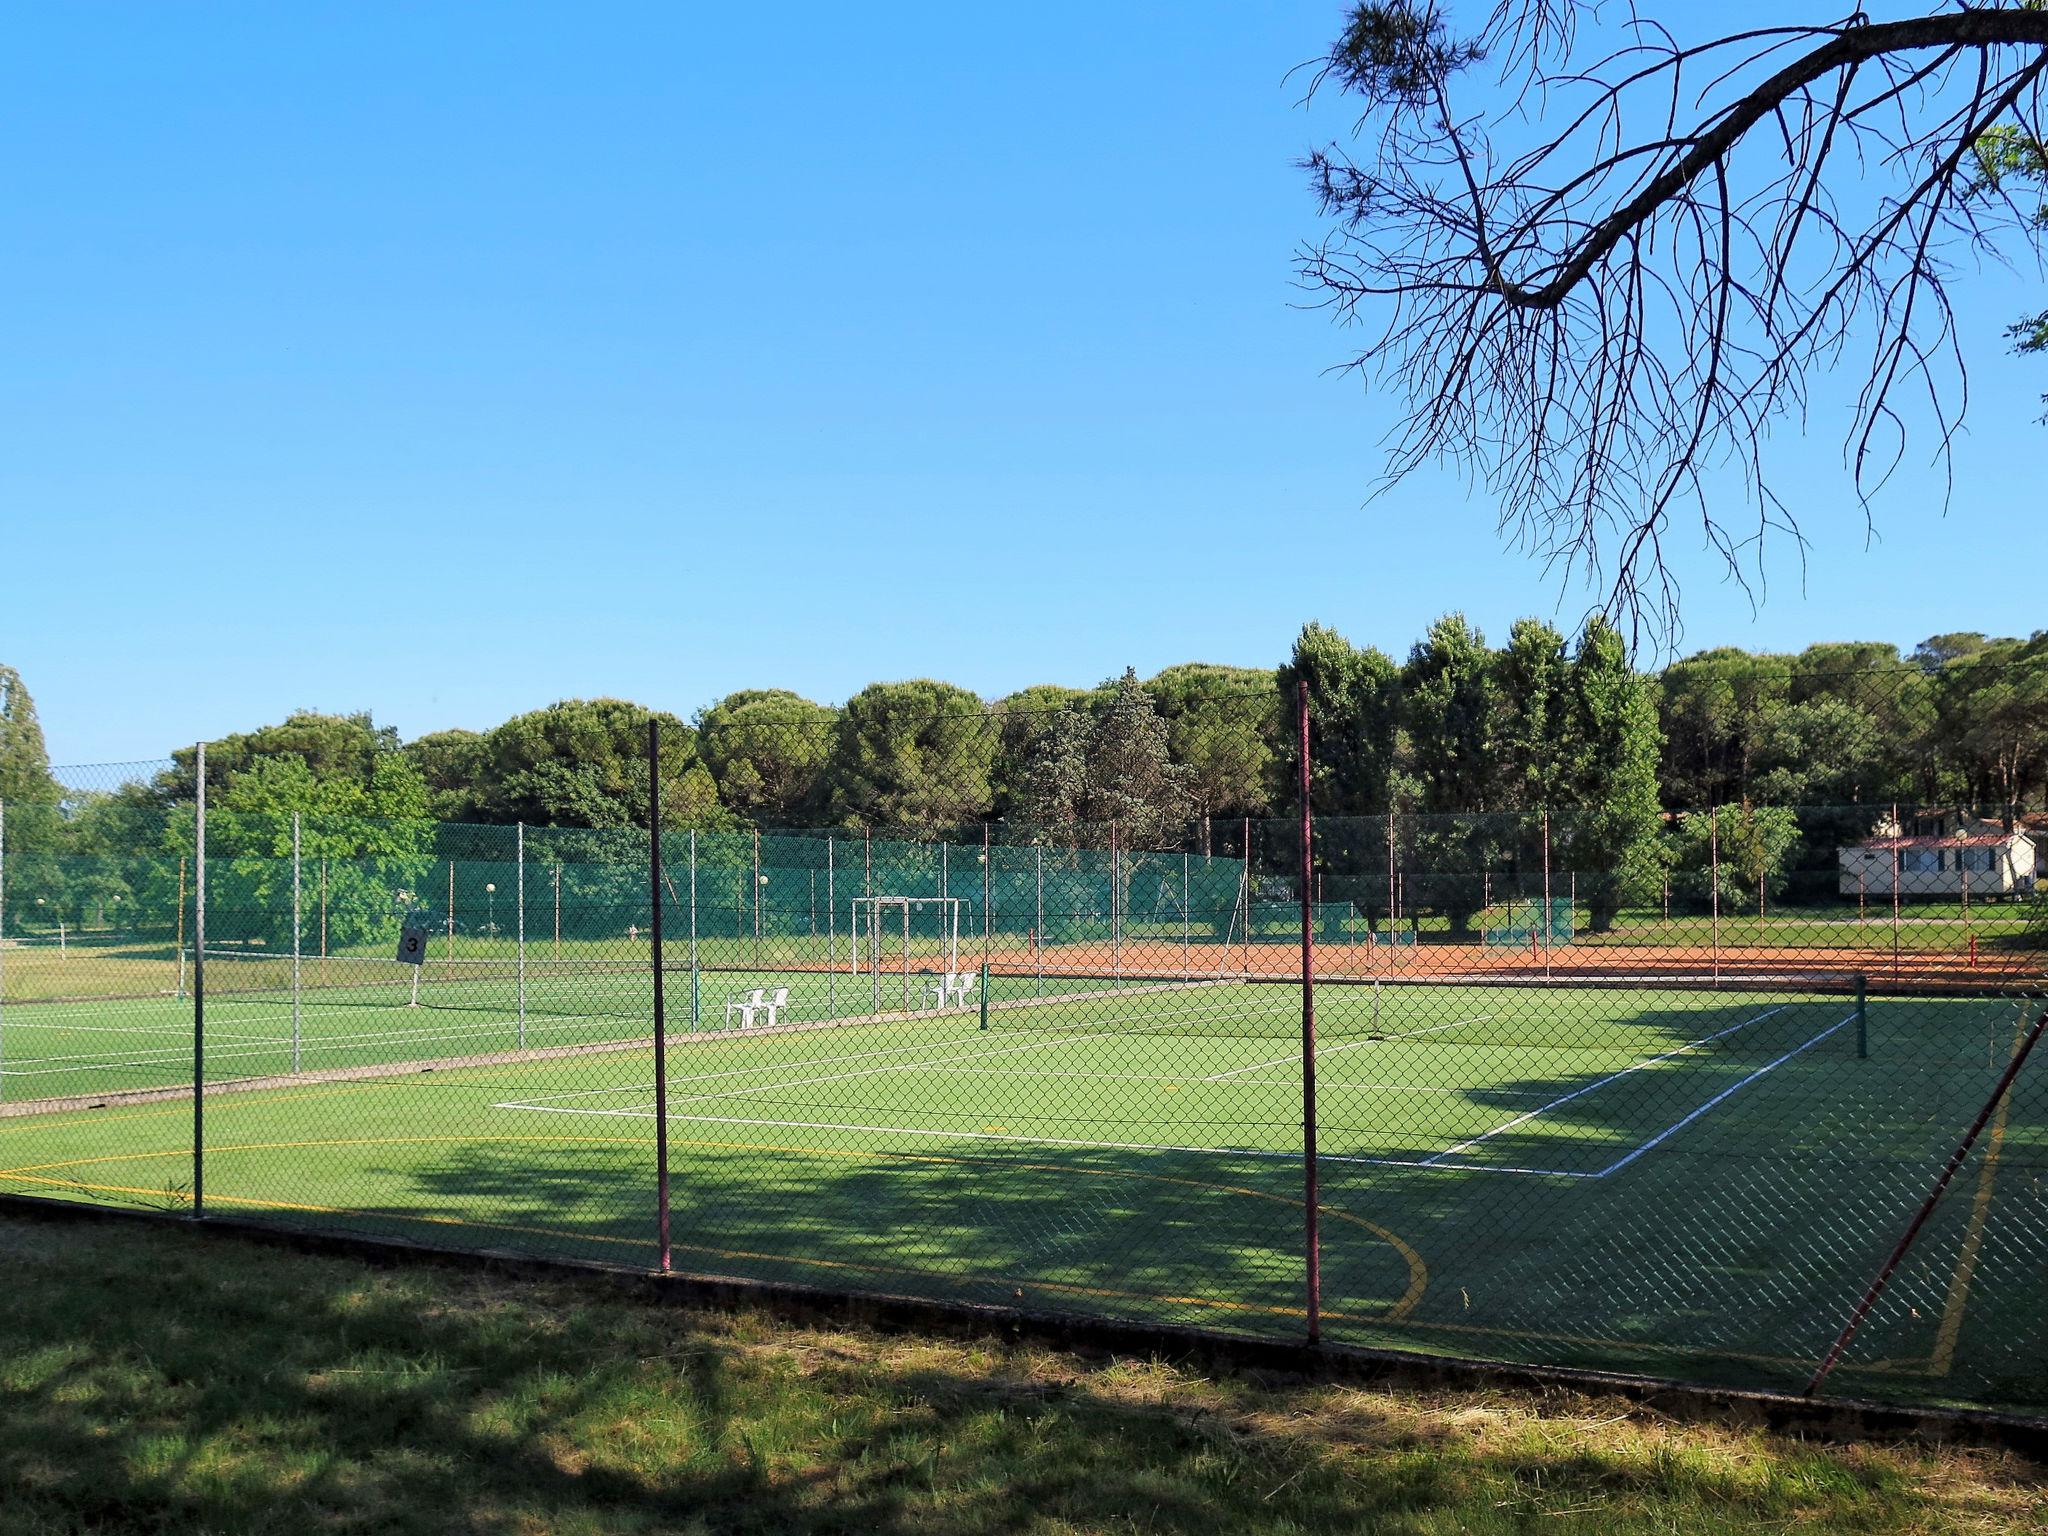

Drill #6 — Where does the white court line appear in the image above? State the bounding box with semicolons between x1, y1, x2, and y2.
489;1098;1599;1177
661;1029;1139;1112
0;1019;288;1046
1419;1004;1791;1166
1595;1012;1857;1178
504;1025;1003;1107
1201;1016;1494;1081
0;1008;636;1080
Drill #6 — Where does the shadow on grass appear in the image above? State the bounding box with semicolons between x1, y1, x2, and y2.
0;1217;1487;1536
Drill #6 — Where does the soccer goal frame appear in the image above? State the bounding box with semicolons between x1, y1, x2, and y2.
849;895;966;1014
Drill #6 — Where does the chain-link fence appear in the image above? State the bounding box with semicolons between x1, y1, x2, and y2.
2;664;2045;1416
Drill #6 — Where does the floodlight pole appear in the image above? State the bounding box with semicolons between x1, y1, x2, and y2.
1296;680;1322;1345
648;719;671;1275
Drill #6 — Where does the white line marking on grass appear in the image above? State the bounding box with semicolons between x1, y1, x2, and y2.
1595;1012;1858;1178
661;1030;1139;1111
1201;1016;1494;1081
1418;1004;1792;1166
503;1027;1006;1107
0;1009;640;1080
488;1099;1600;1177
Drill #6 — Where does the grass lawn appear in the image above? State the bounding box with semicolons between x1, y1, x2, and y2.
0;1213;2040;1536
2;975;2042;1415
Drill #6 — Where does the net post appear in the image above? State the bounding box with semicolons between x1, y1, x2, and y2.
648;719;671;1275
193;743;207;1220
291;811;302;1074
1296;679;1322;1345
1855;973;1868;1060
516;822;527;1048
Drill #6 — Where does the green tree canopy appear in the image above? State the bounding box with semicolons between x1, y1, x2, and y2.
405;730;491;821
1276;622;1401;817
1017;669;1196;851
696;690;836;824
1142;664;1276;847
825;680;995;834
0;663;57;805
474;699;724;830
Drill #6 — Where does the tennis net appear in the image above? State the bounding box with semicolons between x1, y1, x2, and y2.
184;947;656;1022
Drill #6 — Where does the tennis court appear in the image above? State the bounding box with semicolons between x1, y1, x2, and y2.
1;969;2042;1408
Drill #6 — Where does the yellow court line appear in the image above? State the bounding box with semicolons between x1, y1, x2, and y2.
1926;1015;2030;1377
0;1127;1426;1319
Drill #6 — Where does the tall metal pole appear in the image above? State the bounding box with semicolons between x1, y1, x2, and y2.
648;720;671;1274
689;830;700;1029
1541;809;1553;981
516;822;527;1048
752;827;761;968
1710;806;1721;988
1296;680;1322;1344
193;744;207;1219
1035;844;1044;996
982;822;991;979
827;837;837;1015
1386;811;1396;946
1110;822;1121;987
291;812;302;1074
1182;850;1190;979
1891;805;1902;983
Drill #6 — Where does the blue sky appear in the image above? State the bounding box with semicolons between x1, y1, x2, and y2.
4;2;2044;767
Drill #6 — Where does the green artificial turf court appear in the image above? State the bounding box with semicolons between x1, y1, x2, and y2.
0;972;2043;1412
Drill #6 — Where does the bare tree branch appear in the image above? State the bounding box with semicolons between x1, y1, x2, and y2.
1299;3;2048;641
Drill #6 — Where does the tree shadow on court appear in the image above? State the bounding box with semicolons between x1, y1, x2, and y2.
194;982;2048;1414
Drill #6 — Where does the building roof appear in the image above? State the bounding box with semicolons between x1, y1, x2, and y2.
1853;832;2027;849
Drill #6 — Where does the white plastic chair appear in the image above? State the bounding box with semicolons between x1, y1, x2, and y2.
928;972;977;1010
725;987;767;1028
759;986;789;1027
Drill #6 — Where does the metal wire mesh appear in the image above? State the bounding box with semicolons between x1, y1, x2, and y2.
2;666;2045;1414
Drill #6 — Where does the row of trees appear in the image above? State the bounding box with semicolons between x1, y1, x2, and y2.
4;628;2046;935
10;628;2048;839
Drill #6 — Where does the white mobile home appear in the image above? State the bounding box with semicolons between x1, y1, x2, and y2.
1840;815;2037;899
